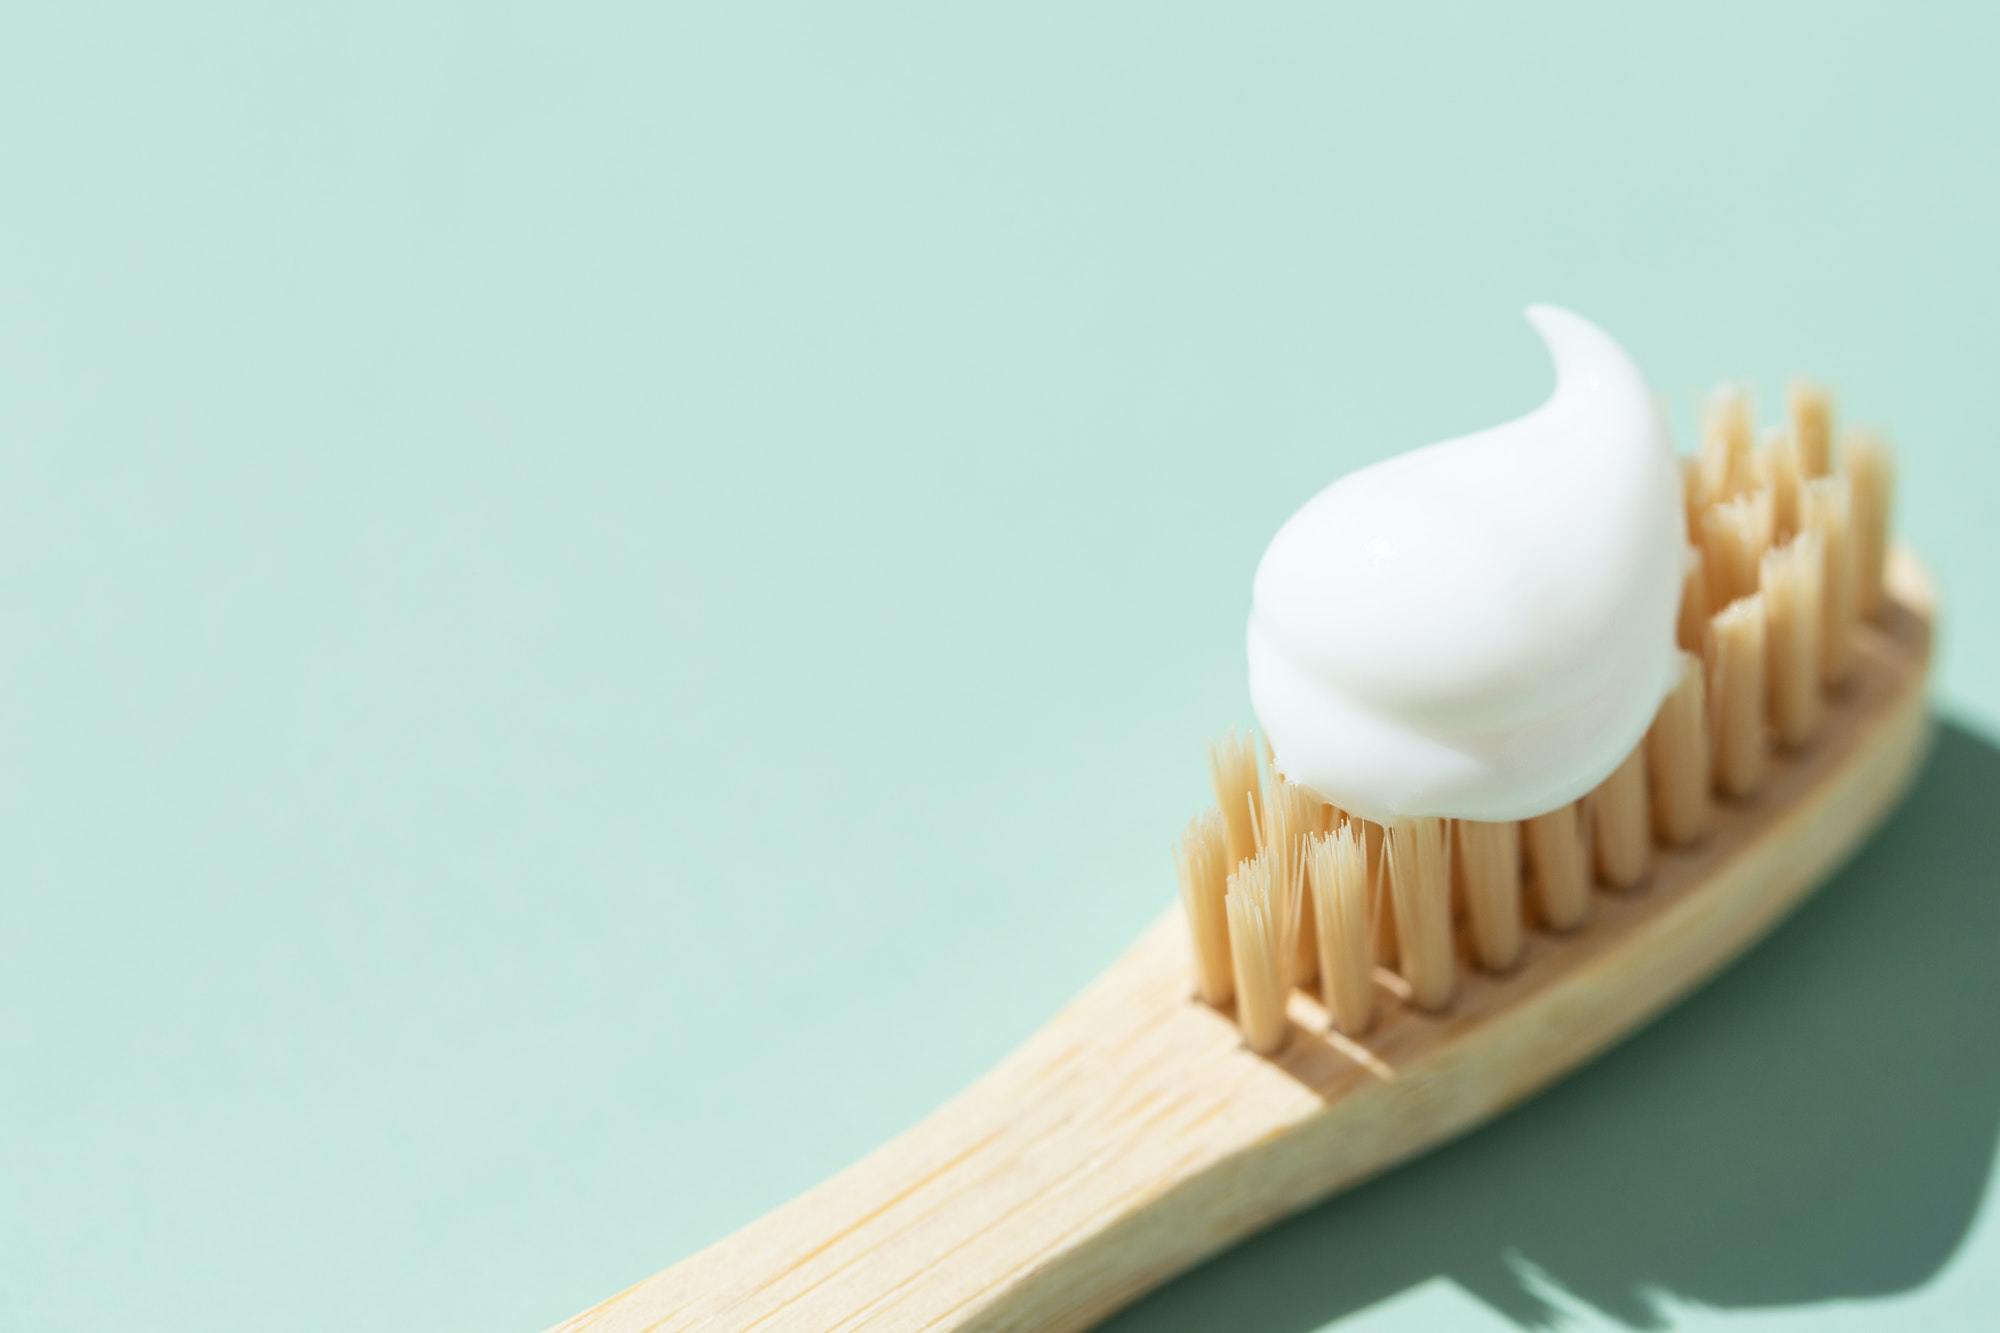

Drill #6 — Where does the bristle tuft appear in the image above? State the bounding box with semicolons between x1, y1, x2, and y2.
1454;819;1524;971
1647;652;1712;846
1225;849;1296;1054
1756;426;1803;540
1800;476;1860;686
1701;489;1776;609
1788;380;1833;479
1761;533;1826;749
1523;803;1590;931
1708;595;1770;798
1700;384;1757;503
1384;818;1454;1011
1589;745;1650;890
1259;776;1324;984
1174;810;1233;1007
1843;430;1894;618
1207;731;1263;871
1353;817;1394;968
1308;826;1376;1035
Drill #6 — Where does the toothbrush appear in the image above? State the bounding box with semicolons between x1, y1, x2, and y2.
556;321;1923;1333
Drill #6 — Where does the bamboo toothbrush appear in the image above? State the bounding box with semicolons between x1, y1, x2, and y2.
558;384;1923;1332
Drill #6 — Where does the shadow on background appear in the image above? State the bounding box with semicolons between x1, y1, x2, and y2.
1107;718;2000;1331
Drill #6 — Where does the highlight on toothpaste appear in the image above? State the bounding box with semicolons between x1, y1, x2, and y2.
1247;306;1686;824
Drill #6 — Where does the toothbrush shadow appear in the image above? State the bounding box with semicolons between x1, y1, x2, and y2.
1107;717;2000;1331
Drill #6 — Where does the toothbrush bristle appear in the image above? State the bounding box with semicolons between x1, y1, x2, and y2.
1699;383;1757;504
1844;430;1894;617
1756;426;1803;540
1788;380;1834;479
1174;811;1233;1007
1646;651;1712;847
1307;826;1376;1035
1524;802;1591;932
1225;849;1295;1054
1802;476;1860;686
1588;746;1651;891
1207;730;1263;872
1182;376;1896;1051
1762;533;1827;749
1384;818;1455;1011
1701;489;1776;608
1259;776;1326;986
1454;818;1524;972
1707;594;1770;798
1358;816;1395;969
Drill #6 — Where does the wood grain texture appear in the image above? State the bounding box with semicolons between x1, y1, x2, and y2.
558;550;1935;1333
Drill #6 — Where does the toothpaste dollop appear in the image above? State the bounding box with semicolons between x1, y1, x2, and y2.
1247;306;1685;823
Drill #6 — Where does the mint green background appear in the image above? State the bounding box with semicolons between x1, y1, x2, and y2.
5;3;1999;1330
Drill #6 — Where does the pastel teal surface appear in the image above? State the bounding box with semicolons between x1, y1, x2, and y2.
5;3;1998;1329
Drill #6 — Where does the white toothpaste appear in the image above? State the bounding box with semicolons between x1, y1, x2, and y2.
1247;306;1685;823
